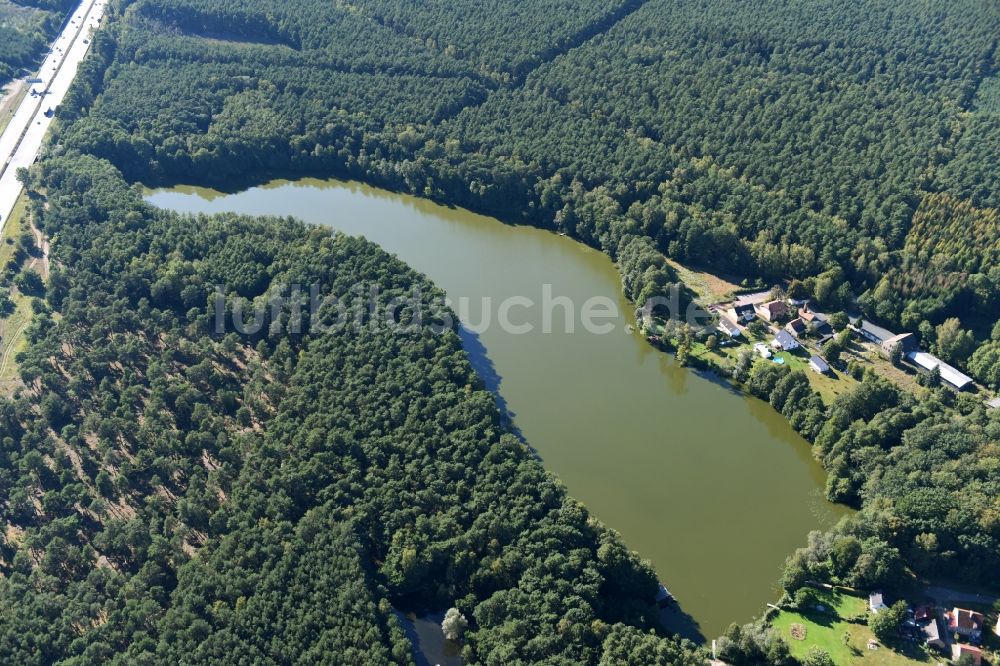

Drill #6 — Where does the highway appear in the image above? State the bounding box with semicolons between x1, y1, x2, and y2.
0;0;106;231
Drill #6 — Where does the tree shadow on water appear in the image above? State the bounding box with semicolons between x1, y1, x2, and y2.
456;325;526;444
659;602;707;644
458;329;705;645
690;365;744;397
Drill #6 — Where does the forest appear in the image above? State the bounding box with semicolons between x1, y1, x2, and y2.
1;0;998;662
733;361;1000;596
58;0;1000;382
0;152;704;663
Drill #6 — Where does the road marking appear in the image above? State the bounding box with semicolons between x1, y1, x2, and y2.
0;0;106;231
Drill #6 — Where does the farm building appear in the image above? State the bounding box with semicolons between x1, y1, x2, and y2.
906;352;974;391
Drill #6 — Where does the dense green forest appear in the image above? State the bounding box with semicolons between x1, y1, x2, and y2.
0;0;75;83
2;0;999;662
0;152;703;663
727;361;1000;594
60;0;1000;377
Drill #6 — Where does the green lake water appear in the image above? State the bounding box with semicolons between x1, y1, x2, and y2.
146;177;850;640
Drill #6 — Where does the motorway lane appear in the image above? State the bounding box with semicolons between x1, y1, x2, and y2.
0;0;105;229
0;0;98;168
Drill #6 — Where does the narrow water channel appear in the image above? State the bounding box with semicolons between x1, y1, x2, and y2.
146;177;851;639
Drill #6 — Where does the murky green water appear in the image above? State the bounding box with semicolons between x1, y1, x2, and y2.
146;177;850;639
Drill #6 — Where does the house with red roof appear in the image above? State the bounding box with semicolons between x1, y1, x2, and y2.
951;643;982;666
756;300;789;323
947;607;984;642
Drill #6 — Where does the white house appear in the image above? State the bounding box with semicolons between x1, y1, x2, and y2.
809;355;830;375
717;316;742;339
771;330;800;352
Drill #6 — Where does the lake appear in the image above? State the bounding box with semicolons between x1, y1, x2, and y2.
146;177;850;640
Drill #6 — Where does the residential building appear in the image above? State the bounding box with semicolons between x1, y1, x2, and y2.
850;317;896;346
717;316;742;338
756;300;790;322
947;608;984;641
732;302;756;323
797;305;824;324
906;352;974;391
753;343;772;359
880;332;917;358
951;643;982;666
800;305;834;338
771;330;799;352
985;397;1000;410
810;320;834;338
785;317;807;338
921;617;944;650
809;355;830;374
869;592;887;613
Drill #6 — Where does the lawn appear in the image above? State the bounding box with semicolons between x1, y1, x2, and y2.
685;332;861;406
0;192;37;391
664;257;743;303
0;80;28;136
0;193;28;269
771;348;860;405
0;291;33;387
770;589;932;666
839;339;928;398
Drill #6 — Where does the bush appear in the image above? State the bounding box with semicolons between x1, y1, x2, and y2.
14;270;44;296
802;646;835;666
868;600;907;641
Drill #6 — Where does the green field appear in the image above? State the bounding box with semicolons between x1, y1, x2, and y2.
0;192;36;390
770;589;932;666
771;349;861;405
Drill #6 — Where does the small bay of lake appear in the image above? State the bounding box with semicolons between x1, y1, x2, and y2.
146;178;851;639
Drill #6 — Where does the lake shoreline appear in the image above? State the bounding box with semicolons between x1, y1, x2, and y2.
145;175;851;640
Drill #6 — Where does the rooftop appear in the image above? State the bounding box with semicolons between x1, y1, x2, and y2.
717;316;741;335
921;618;941;642
773;330;797;348
951;643;982;666
786;318;807;333
849;317;895;343
949;607;984;631
759;300;789;316
906;352;974;390
883;332;912;345
809;355;830;372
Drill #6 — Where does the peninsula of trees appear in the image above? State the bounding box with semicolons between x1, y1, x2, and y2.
0;0;998;662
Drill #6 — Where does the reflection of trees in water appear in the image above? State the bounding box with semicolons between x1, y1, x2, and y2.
395;610;464;666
